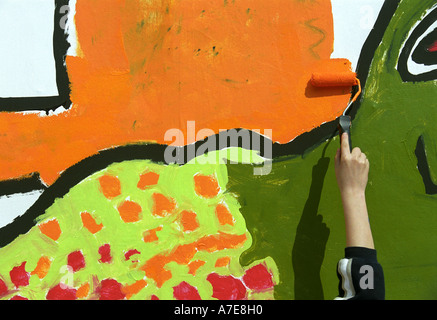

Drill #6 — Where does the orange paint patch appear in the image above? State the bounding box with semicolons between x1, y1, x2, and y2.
137;171;160;190
215;256;231;268
122;279;147;299
188;260;206;275
0;0;350;186
141;255;172;288
215;204;234;226
80;212;103;234
179;210;199;232
31;256;51;279
38;219;61;241
143;226;163;243
76;283;90;299
196;233;247;253
140;232;247;287
117;200;142;223
194;174;220;198
169;243;197;265
152;193;176;217
98;175;121;199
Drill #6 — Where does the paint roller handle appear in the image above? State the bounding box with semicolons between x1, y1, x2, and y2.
338;115;352;152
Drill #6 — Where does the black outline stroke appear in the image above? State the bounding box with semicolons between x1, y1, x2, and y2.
398;6;437;82
0;0;71;112
0;0;401;247
415;135;437;195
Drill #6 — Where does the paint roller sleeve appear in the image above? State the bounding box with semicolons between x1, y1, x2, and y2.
310;72;359;87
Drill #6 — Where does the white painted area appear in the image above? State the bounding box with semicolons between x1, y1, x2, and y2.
64;0;78;57
331;0;385;71
404;5;437;75
21;105;70;117
0;191;43;228
0;0;58;97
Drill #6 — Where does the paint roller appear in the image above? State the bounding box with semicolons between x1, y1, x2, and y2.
310;71;361;151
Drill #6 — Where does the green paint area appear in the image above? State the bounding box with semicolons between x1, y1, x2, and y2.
226;143;343;300
0;149;278;300
226;0;437;300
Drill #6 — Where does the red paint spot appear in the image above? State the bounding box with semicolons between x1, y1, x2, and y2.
99;244;112;263
242;264;274;291
98;279;126;300
206;273;246;300
67;251;86;272
0;278;8;297
10;295;28;300
10;262;29;288
173;281;202;300
151;295;159;300
46;284;77;300
428;40;437;52
125;249;141;261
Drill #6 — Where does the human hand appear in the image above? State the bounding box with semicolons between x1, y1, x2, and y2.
334;133;369;197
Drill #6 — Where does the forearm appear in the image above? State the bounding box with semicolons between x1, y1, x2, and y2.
341;191;374;249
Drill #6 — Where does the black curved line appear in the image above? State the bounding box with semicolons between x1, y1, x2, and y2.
0;173;46;197
411;28;437;66
415;135;437;195
398;6;437;82
0;0;401;247
348;0;401;120
0;0;71;112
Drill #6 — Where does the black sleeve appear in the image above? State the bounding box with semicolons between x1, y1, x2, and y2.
335;247;385;300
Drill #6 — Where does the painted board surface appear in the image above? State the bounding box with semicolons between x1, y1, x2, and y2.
1;0;437;300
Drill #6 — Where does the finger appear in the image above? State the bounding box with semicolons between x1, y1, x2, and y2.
351;147;362;158
359;153;367;164
340;133;351;157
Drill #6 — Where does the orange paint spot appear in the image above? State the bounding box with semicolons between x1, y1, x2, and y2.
38;219;61;241
143;226;163;243
122;279;147;299
215;204;235;226
179;210;199;232
76;283;90;299
98;175;121;199
140;232;247;287
188;260;206;275
196;233;247;253
117;200;142;223
140;255;172;288
31;256;51;279
194;174;220;198
80;212;103;234
152;193;176;217
169;243;197;265
215;256;231;268
137;171;160;190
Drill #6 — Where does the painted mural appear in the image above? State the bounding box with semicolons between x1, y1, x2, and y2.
0;0;436;300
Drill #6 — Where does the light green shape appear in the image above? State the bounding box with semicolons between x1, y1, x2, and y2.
0;148;278;300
